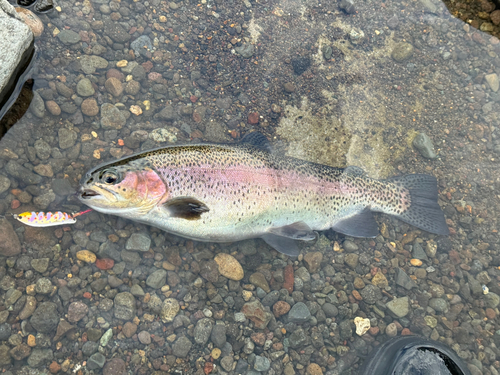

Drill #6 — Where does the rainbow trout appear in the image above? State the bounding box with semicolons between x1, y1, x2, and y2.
78;132;448;256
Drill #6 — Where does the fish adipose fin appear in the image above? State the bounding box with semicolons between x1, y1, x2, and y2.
164;197;209;220
331;208;379;238
240;131;273;153
387;174;449;236
262;222;317;257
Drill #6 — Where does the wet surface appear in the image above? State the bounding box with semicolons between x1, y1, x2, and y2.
1;0;500;374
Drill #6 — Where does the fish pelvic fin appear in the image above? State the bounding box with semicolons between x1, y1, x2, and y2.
261;234;301;257
267;221;317;240
386;174;449;236
330;208;379;237
261;222;317;257
163;196;209;220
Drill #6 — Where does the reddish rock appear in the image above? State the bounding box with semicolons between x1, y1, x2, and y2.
248;112;260;124
283;265;294;293
83;292;92;299
49;361;61;374
449;250;461;265
272;301;291;317
491;10;500;25
250;332;266;346
122;322;138;338
68;301;89;323
106;68;124;81
148;72;162;81
11;199;20;209
96;258;114;270
401;328;412;335
241;300;272;329
486;308;496;319
105;77;124;97
369;327;379;336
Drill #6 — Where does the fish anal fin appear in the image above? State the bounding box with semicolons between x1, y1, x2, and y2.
261;234;300;257
240;131;273;153
163;196;209;220
331;208;379;237
268;221;316;241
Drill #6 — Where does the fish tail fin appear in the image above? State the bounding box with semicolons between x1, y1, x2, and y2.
386;174;449;236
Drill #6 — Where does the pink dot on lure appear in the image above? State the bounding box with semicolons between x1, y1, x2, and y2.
14;209;92;227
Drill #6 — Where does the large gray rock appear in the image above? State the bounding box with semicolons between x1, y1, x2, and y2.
0;0;34;119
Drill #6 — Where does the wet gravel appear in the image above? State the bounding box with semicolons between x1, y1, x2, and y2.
1;0;500;374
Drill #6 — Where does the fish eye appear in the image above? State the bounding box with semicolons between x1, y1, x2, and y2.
101;170;119;185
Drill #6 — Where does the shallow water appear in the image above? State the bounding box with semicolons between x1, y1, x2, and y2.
0;0;500;374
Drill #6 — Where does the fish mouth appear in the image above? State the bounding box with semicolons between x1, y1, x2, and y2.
80;189;100;199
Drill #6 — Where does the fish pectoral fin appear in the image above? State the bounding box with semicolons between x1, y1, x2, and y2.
240;131;273;153
163;196;209;220
267;221;317;241
261;234;300;257
331;208;379;237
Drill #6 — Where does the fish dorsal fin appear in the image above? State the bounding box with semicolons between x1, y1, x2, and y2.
331;208;378;237
240;131;272;153
163;197;209;220
261;234;301;257
267;221;317;240
344;166;366;176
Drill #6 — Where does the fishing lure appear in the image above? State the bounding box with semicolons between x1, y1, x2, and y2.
13;209;92;227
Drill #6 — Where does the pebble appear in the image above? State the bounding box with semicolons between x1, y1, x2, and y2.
138;331;151;344
194;318;213;345
306;363;323;375
0;324;11;341
0;219;21;256
30;302;59;333
146;269;167;289
101;103;126;130
114;292;136;320
45;100;61;116
304;252;323;273
76;78;95;97
126;232;151;251
172;336;192;358
235;43;254;58
88;353;106;370
395;268;417;289
242;300;272;329
58;128;77;149
35;277;53;294
57;29;81;44
249;272;270;293
288;302;311;323
76;250;97;263
391;42;414;62
211;322;227;348
122;322;137;338
339;0;356;14
131;35;153;57
386;322;398;337
254;355;271;372
103;358;126;375
485;73;499;92
6;160;42;185
81;98;99;116
371;271;389;288
79;55;108;74
221;356;234;371
161;298;180;323
354;317;371;336
214;253;244;280
105;77;123;97
291;57;311;75
345;253;359;268
68;301;89;323
27;348;53;367
413;132;437;159
386;296;409;317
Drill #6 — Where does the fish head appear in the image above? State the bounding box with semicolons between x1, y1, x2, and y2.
78;161;167;216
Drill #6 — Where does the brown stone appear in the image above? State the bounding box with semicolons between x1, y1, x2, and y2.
105;77;124;97
486;308;496;319
125;80;141;95
306;363;323;375
273;301;291;317
45;100;61;116
0;218;21;256
491;10;500;25
283;265;294;293
106;68;125;81
247;112;260;124
304;252;323;273
81;98;99;116
49;361;62;374
249;272;270;293
10;344;31;360
241;300;272;329
371;271;389;288
250;332;266;346
53;320;75;342
122;322;138;338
